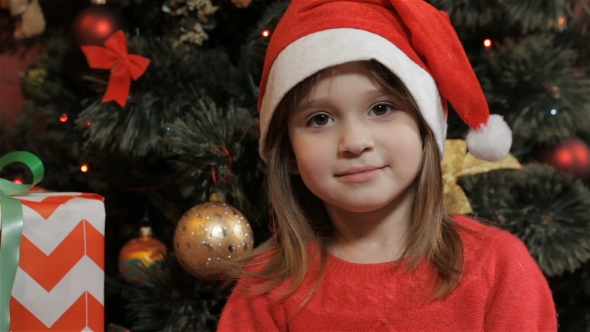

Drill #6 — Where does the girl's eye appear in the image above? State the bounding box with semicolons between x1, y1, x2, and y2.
369;103;394;116
307;113;333;126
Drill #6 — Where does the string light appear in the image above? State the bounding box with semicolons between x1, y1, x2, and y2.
13;179;23;184
558;17;566;26
60;114;69;122
87;122;92;126
81;164;89;172
483;39;492;49
262;29;271;38
550;109;558;116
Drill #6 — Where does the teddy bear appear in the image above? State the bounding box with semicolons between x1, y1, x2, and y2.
0;0;46;39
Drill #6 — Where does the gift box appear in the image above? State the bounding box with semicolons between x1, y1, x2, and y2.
2;191;106;331
1;151;105;332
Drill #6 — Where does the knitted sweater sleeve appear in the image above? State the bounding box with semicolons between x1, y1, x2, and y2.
217;277;284;332
483;231;558;331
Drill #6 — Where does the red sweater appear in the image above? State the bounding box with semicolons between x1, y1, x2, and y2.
218;216;557;331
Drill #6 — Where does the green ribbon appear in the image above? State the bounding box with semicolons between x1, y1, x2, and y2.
0;151;44;332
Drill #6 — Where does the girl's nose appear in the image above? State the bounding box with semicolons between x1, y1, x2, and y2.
338;121;374;157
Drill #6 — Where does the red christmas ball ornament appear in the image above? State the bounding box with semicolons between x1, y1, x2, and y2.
70;4;126;47
540;137;590;181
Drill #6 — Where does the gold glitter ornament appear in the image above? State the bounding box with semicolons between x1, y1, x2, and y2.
442;139;522;214
174;193;254;279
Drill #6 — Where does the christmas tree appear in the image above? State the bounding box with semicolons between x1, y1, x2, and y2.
0;0;589;331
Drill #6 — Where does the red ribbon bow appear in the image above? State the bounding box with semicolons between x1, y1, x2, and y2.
81;30;150;107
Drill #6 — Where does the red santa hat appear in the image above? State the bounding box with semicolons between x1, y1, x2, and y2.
257;0;512;162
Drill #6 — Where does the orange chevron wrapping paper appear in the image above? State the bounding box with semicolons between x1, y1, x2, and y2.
4;191;105;332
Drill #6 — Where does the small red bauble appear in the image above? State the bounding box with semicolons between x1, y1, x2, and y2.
540;137;590;181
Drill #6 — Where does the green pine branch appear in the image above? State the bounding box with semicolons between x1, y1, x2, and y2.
459;164;590;276
480;34;590;150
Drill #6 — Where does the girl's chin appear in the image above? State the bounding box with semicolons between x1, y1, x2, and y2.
326;200;395;214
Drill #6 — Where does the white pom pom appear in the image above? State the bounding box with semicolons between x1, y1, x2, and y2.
466;114;512;161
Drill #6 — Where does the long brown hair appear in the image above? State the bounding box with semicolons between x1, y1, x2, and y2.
228;60;465;302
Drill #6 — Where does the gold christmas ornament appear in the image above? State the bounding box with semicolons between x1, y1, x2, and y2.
118;225;167;282
174;193;254;280
441;139;522;214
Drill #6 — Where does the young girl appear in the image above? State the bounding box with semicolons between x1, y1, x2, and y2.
218;0;557;330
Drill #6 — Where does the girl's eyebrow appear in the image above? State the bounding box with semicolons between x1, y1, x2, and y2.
368;89;390;98
296;98;331;112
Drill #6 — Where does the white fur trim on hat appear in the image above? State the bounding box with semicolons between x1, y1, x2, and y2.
259;28;446;159
466;114;512;161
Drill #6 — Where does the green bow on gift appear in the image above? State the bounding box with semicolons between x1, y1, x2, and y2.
0;151;44;332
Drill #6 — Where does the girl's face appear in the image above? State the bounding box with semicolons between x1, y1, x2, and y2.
287;62;423;214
